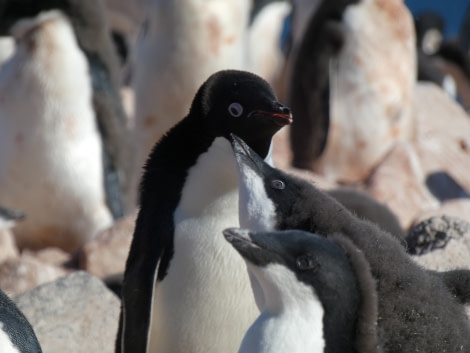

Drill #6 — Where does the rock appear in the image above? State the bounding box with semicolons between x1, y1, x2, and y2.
78;215;135;278
13;271;120;353
0;229;19;263
22;247;71;267
0;253;68;296
407;215;470;271
367;140;439;229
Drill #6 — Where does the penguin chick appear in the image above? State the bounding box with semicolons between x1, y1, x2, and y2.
223;227;381;353
230;135;470;353
326;187;405;240
0;289;42;353
118;70;292;353
0;10;113;252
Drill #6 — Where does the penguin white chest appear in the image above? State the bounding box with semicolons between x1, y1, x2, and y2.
147;138;259;353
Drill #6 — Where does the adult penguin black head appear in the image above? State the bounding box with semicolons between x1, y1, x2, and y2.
187;69;293;158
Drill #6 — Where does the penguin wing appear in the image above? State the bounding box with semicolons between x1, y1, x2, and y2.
289;14;344;169
118;208;174;353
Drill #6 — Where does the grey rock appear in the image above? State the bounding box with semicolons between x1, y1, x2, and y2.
13;271;120;353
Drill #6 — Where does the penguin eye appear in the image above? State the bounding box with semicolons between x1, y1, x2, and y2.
228;102;244;117
296;255;317;271
271;180;285;190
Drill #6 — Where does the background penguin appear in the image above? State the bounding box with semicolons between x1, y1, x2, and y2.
229;135;470;352
118;70;293;353
223;227;380;353
0;288;42;353
287;0;415;182
247;0;291;93
0;10;113;252
0;0;133;215
129;0;252;200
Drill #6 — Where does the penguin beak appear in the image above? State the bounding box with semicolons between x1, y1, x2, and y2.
247;103;293;127
223;228;257;248
230;134;267;172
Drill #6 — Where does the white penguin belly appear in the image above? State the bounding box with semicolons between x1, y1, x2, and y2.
147;138;259;353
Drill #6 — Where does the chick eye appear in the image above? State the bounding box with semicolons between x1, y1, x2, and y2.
296;255;317;271
228;102;243;117
271;179;285;190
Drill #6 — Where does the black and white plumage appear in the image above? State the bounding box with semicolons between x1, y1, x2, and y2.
118;70;292;353
287;0;415;182
0;289;42;353
229;135;470;352
223;227;380;353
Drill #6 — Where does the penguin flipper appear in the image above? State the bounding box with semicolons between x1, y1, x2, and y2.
119;203;175;353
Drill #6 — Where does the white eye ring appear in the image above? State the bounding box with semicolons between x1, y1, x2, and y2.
228;102;243;117
271;180;285;190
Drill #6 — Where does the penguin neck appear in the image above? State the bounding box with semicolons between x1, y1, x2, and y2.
240;263;325;353
139;115;274;213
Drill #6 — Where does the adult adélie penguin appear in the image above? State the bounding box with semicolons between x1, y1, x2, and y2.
223;227;381;353
230;135;470;353
118;70;293;353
